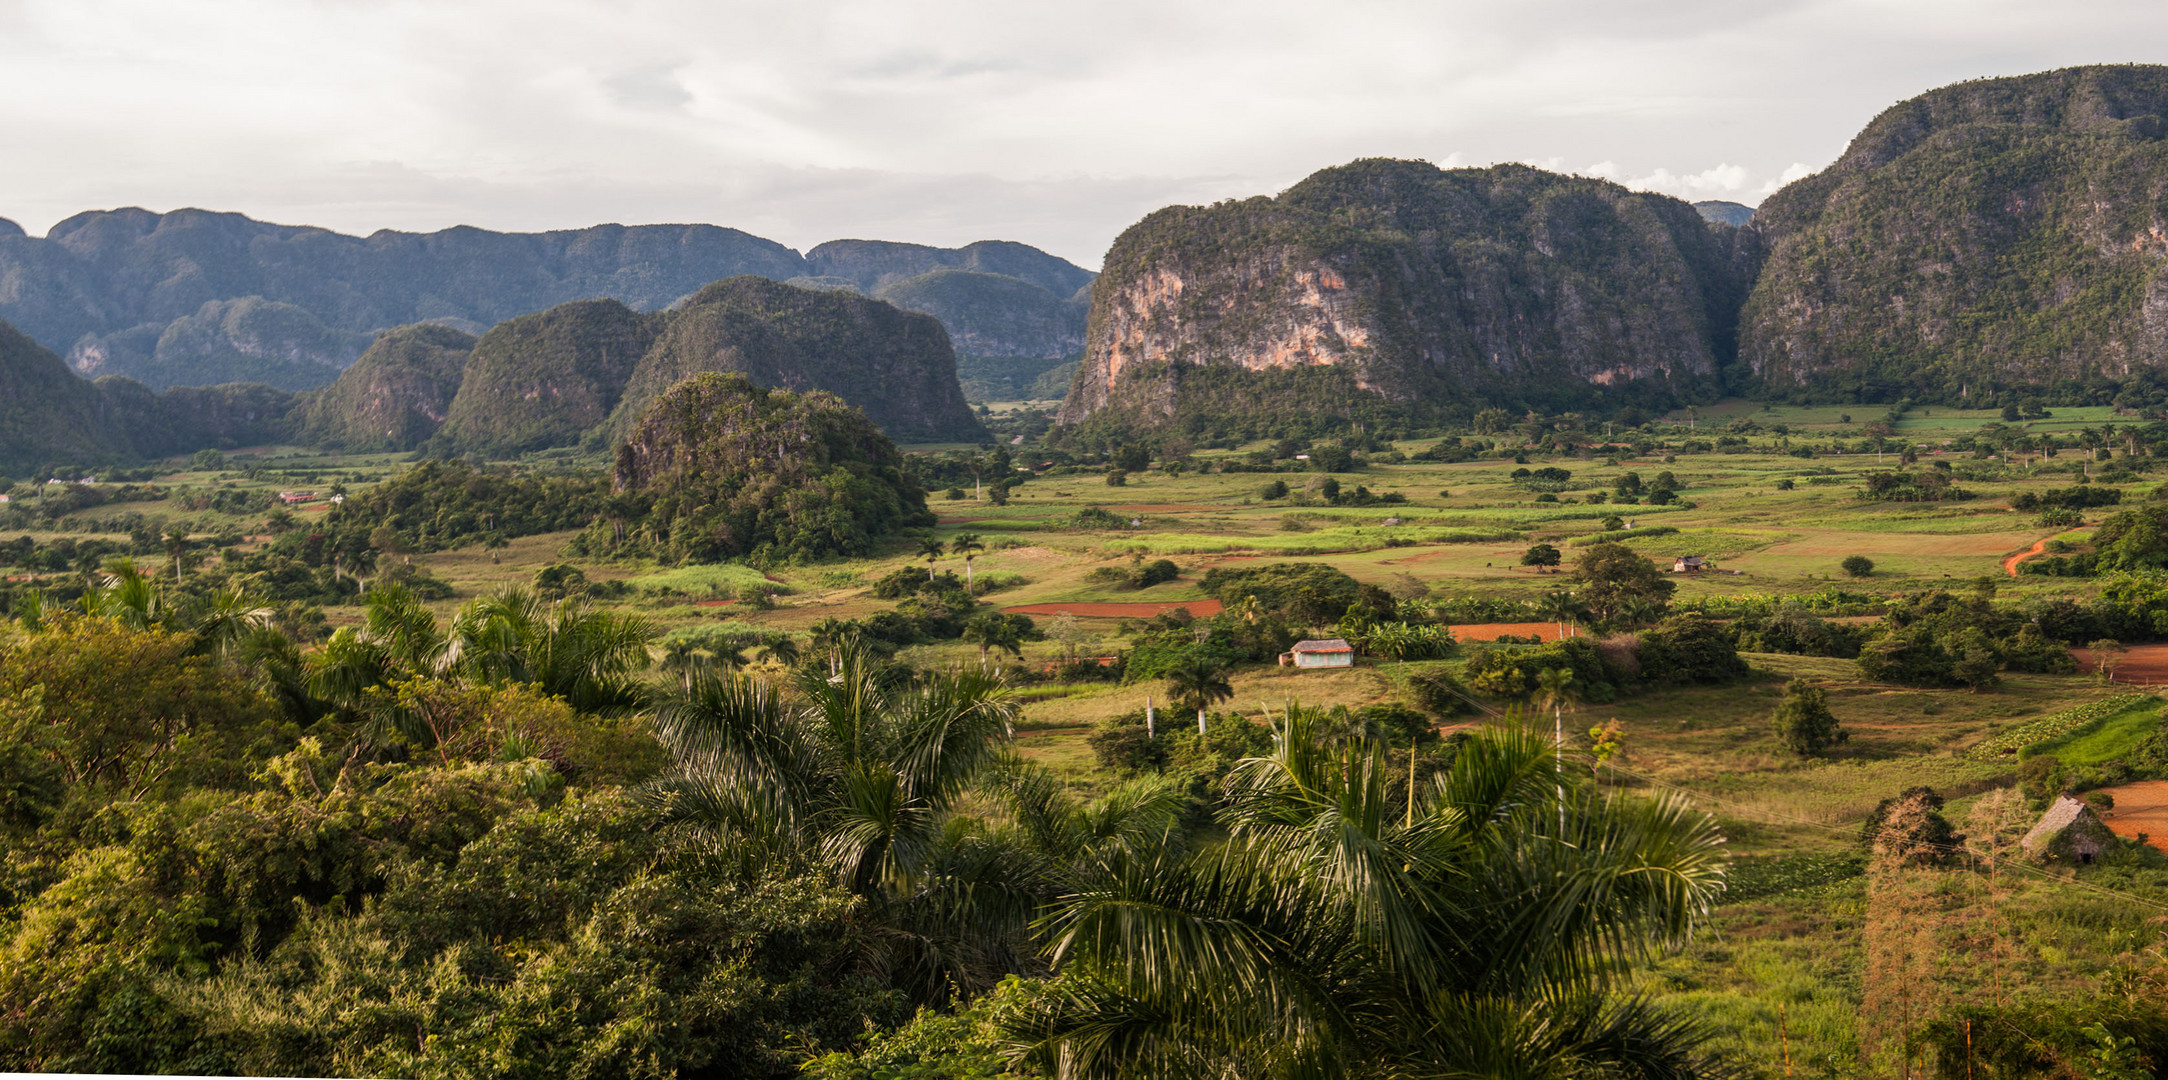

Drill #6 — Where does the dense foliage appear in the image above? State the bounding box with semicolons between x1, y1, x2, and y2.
598;373;935;564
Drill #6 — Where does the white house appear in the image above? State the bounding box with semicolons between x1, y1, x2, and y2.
1282;639;1355;669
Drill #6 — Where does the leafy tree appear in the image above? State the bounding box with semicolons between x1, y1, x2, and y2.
1520;543;1562;571
1772;678;1846;756
0;615;274;798
1571;541;1675;624
1111;443;1152;472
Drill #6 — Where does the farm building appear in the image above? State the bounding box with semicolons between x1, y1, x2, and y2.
1673;556;1707;573
2021;795;2116;865
1281;639;1355;669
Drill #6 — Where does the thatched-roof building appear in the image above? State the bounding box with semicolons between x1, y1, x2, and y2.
2020;795;2116;865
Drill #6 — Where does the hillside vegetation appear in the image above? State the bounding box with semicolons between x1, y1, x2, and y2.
1744;65;2168;402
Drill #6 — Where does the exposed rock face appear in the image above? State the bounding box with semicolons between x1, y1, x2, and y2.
1742;64;2168;399
1060;159;1753;431
294;324;476;451
604;277;984;444
70;296;372;390
437;301;662;456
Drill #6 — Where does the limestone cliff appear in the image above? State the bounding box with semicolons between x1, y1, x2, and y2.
1058;159;1753;433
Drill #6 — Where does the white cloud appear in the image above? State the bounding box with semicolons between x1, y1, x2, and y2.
0;0;2164;265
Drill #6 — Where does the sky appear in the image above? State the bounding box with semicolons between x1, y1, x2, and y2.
2;0;2167;269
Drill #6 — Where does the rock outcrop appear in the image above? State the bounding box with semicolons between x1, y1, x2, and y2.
1059;159;1754;433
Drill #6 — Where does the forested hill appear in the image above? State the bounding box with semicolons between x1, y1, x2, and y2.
1057;158;1758;437
308;278;985;455
0;208;1093;398
1743;64;2168;401
0;320;291;471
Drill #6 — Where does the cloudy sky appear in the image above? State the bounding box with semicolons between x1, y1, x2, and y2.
2;0;2165;267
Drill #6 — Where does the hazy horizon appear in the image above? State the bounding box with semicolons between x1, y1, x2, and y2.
6;0;2168;268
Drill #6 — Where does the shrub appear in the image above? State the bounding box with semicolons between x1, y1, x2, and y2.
1841;554;1874;577
1105;470;1128;487
1773;678;1846;756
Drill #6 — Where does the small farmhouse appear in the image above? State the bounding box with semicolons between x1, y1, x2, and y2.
1673;555;1707;573
1281;639;1355;669
2021;795;2116;865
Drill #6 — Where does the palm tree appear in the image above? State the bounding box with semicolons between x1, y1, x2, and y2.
917;537;947;563
1165;654;1234;735
1538;590;1579;641
1533;667;1579;829
450;589;655;714
1005;711;1731;1078
80;557;163;630
190;585;274;659
162;526;191;581
645;646;1030;997
756;634;802;668
952;533;985;594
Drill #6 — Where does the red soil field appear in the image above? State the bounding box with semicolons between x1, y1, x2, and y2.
1002;600;1224;618
2072;644;2168;686
2097;780;2168;852
1450;621;1582;643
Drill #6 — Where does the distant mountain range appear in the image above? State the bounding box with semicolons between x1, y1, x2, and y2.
1693;201;1756;226
16;63;2168;464
0;210;1090;399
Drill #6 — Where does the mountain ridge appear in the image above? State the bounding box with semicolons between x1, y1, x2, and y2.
0;208;1094;399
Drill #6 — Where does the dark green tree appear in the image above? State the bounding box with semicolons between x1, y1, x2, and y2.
1772;678;1846;756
